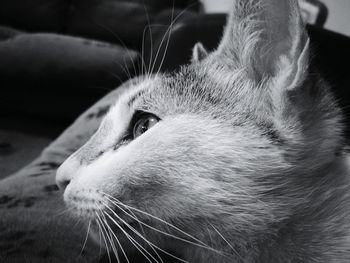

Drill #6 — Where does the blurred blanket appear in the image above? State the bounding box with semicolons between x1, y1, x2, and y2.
0;80;135;262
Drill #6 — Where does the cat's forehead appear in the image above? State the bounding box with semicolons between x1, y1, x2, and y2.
107;61;265;124
133;68;226;117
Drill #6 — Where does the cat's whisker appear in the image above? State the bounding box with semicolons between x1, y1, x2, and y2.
154;23;172;76
206;226;214;248
103;210;163;263
153;2;175;76
102;211;157;263
101;192;213;249
141;26;147;76
95;215;114;263
109;71;127;85
95;216;112;263
79;220;91;256
108;57;136;85
102;202;161;263
100;212;131;263
98;226;103;261
106;204;164;263
91;20;139;77
209;223;244;261
100;202;157;263
145;11;153;76
101;197;225;256
122;200;147;237
95;212;121;263
140;24;171;76
72;216;83;230
103;196;219;254
102;202;165;263
103;218;122;263
53;207;75;218
149;5;175;75
120;57;134;81
150;2;197;75
141;0;153;77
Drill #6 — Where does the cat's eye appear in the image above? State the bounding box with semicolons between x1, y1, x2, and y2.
132;113;159;138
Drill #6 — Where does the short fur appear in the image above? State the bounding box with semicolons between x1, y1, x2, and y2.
56;0;350;262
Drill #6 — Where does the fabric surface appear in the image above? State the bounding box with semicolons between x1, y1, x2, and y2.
0;130;52;180
0;0;198;48
0;79;136;262
0;26;139;93
0;26;139;120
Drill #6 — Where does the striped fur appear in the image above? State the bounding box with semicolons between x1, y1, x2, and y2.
56;0;350;262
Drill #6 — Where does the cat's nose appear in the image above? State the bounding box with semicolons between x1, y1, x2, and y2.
56;162;75;191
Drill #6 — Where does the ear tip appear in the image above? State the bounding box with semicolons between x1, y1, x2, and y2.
192;42;209;62
193;42;207;52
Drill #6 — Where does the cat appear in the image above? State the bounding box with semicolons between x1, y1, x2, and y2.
56;0;350;262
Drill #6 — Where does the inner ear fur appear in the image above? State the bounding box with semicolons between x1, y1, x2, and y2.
216;0;309;87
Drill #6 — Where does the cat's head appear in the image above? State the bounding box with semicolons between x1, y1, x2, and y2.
56;0;342;258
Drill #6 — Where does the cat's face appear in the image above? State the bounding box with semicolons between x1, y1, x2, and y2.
56;0;342;259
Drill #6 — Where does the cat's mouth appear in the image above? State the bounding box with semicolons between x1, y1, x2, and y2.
64;187;141;227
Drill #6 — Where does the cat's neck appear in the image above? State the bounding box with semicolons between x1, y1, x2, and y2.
183;155;350;263
252;155;350;262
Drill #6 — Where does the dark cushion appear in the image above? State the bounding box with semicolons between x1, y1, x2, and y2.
0;82;133;262
0;26;140;120
0;0;199;48
66;0;199;49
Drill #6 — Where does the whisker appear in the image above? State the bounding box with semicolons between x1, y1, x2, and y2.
210;223;244;261
103;211;161;263
102;194;229;259
101;192;211;248
123;202;147;237
141;18;148;76
98;226;103;261
150;2;197;75
149;4;174;75
101;212;131;263
153;1;175;76
105;197;213;251
102;204;164;263
80;220;91;256
91;20;139;77
96;212;120;263
104;201;227;262
95;216;112;263
72;216;83;230
106;221;122;263
124;57;134;80
98;202;156;263
109;70;127;85
105;211;187;263
53;207;74;218
142;0;153;76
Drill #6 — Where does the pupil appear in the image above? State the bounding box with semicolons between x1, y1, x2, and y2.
141;120;149;133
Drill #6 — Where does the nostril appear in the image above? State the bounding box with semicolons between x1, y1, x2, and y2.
55;158;78;192
57;179;71;192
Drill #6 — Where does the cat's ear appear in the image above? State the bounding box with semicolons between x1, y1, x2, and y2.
192;42;208;62
217;0;309;88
